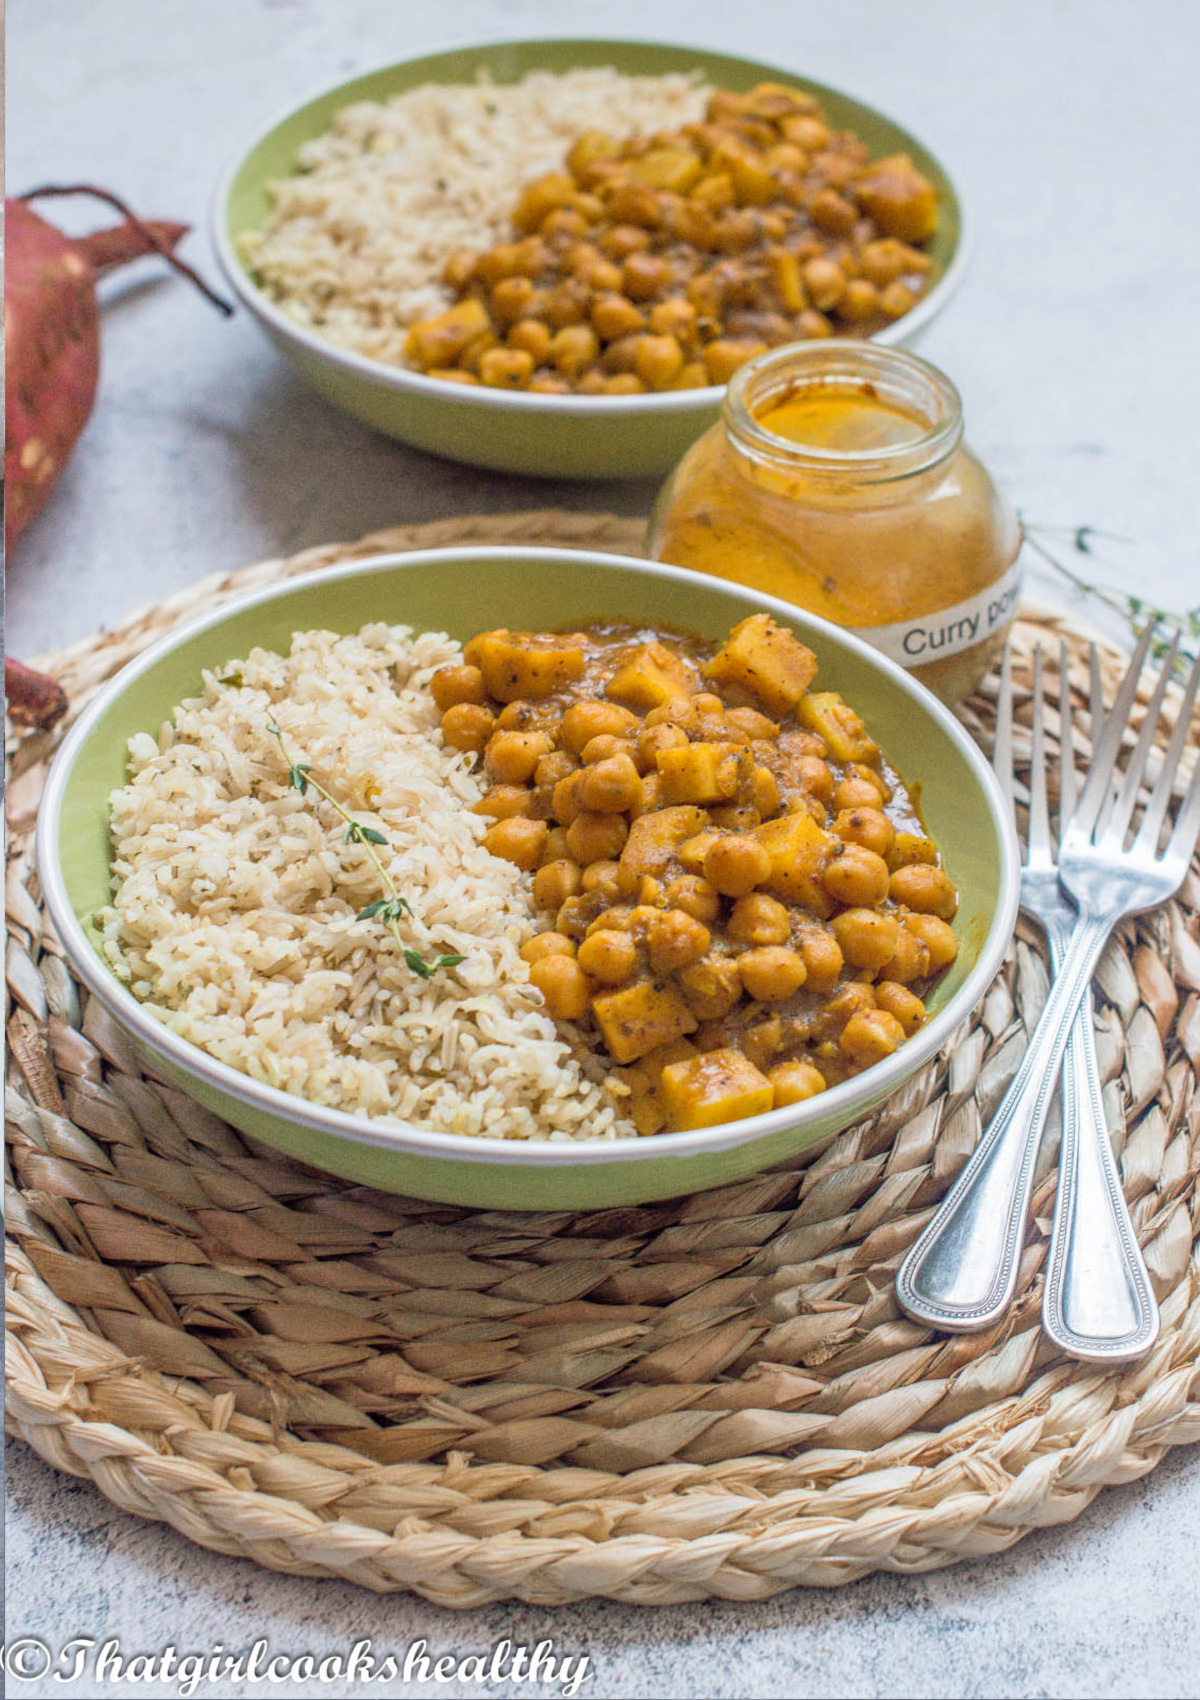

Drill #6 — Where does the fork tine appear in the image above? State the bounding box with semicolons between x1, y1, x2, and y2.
1058;638;1077;834
1102;631;1180;849
1134;645;1200;855
993;644;1016;817
1028;645;1051;855
1089;642;1105;734
1073;624;1155;837
1167;752;1200;868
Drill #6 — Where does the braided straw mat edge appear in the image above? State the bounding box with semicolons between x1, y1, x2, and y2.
6;510;1200;1607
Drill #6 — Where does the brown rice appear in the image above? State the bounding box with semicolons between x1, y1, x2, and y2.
241;68;712;366
99;623;635;1140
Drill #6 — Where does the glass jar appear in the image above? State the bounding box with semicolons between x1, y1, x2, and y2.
648;341;1022;705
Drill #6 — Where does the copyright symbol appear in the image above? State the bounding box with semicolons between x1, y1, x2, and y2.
5;1638;51;1680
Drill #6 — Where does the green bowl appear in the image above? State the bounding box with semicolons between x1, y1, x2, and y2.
38;549;1017;1209
212;37;967;480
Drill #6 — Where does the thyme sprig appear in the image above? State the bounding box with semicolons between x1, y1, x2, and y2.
1021;522;1199;675
266;722;465;980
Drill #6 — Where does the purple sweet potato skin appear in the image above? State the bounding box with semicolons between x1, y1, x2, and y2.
4;199;101;554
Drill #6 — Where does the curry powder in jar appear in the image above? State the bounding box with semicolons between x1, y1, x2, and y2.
648;342;1022;704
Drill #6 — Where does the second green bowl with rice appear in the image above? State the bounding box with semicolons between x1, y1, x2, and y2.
212;37;967;479
38;548;1017;1210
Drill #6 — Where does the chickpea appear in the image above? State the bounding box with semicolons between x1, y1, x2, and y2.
561;700;638;755
877;927;931;985
638;875;666;907
665;875;721;924
494;700;549;732
473;784;533;820
649;298;698;341
803;256;845;309
904;913;959;973
824;843;891;907
622;252;673;299
635;333;686;390
794;754;834;802
485;730;553;786
529;954;592;1021
580;754;642;813
566;811;629;864
678;954;742;1020
475;242;522;285
479;347;535;388
741;1016;784;1072
441;702;494;754
591;292;646;340
833;775;885;812
889;864;958;920
880;280;918;319
483;816;549;871
600;223;652;260
835;806;895;860
838;278;882;321
430;664;485;712
543;825;571;863
703;338;768;385
830;908;900;972
888;831;939;870
796;308;833;339
874;981;926;1036
535;750;577;789
581;733;633;766
577;928;640;985
798;926;844;991
491;275;537;323
529;376;571;394
769;1059;827;1106
587;904;635;935
636;722;689;773
726;706;779;740
552;769;589;825
551;323;601;379
520;931;576;964
604;373;648;395
508;318;553;363
635;773;665;815
545;280;590;328
647;908;712;975
580;257;624;293
533;859;583;911
738;945;807;1002
840;1007;906;1067
704;834;772;897
581;859;622;898
709;804;761;833
727;892;791;946
751;765;781;817
810;188;857;234
850;761;892;801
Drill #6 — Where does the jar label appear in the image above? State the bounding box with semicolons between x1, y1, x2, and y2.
851;561;1024;668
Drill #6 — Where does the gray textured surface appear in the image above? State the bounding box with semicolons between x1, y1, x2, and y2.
6;2;1199;1696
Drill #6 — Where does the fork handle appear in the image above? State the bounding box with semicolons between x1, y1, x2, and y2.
896;911;1114;1332
1042;963;1159;1361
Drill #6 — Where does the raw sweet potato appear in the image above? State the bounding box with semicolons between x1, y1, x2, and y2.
4;184;231;556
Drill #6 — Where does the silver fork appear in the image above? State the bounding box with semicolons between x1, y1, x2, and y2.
897;631;1200;1342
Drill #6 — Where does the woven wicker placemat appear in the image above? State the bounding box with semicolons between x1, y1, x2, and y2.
6;510;1199;1607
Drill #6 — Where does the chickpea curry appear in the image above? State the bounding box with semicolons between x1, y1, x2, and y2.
406;81;939;395
431;613;959;1135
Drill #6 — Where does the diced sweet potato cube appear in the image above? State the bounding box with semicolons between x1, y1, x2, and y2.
753;809;835;915
606;643;698;711
660;1047;774;1131
618;1038;699;1135
656;741;752;805
855;154;939;244
796;691;877;763
703;614;818;715
592;980;698;1064
618;805;708;893
471;631;586;702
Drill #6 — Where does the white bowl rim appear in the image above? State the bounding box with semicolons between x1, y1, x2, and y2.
210;32;971;421
38;545;1020;1169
